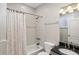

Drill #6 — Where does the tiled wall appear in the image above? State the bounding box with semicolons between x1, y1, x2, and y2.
0;40;7;55
25;14;37;45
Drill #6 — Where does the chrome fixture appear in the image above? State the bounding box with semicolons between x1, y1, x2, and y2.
7;8;43;17
68;42;70;49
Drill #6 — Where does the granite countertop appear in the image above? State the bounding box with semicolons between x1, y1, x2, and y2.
51;46;79;55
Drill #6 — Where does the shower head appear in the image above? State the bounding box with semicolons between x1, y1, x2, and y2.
36;16;39;19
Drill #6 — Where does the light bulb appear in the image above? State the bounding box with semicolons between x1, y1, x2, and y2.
69;9;73;13
77;3;79;7
76;3;79;10
67;6;72;10
67;6;73;13
62;11;66;15
59;9;64;13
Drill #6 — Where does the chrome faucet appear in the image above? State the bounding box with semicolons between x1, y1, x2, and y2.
73;45;75;51
65;43;67;48
68;42;70;49
70;42;75;51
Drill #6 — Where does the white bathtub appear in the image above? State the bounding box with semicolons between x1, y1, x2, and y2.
27;44;43;55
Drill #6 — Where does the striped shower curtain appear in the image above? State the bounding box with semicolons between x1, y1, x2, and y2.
6;10;27;55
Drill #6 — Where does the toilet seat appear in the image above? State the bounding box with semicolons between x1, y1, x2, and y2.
38;52;48;55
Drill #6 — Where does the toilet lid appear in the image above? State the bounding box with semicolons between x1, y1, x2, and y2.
38;52;48;55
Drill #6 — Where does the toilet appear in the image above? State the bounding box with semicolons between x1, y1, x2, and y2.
38;42;55;55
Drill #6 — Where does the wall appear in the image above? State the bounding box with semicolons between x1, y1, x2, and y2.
36;3;69;46
0;3;7;54
7;3;37;46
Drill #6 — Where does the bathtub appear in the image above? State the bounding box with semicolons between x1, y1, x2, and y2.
27;44;43;55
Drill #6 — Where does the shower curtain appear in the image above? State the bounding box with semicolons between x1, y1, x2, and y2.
6;10;27;55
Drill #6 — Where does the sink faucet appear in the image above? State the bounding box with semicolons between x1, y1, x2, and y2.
70;42;75;51
68;42;70;49
72;44;75;50
65;43;67;48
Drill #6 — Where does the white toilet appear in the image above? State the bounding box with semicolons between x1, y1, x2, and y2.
38;42;55;55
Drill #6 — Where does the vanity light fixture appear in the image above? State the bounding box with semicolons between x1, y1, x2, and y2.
59;3;79;15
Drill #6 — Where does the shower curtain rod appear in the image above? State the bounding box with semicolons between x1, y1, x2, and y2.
7;8;43;17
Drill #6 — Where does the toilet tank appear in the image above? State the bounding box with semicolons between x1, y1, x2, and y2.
44;42;55;53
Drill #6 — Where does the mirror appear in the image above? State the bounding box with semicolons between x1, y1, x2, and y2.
59;14;68;43
59;12;79;46
59;3;79;46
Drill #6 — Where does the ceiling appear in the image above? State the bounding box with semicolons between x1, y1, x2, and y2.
24;3;43;9
24;3;70;9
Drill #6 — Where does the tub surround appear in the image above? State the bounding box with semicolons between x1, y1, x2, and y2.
50;42;79;55
27;44;43;55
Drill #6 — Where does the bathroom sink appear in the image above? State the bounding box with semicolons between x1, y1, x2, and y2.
59;48;78;55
